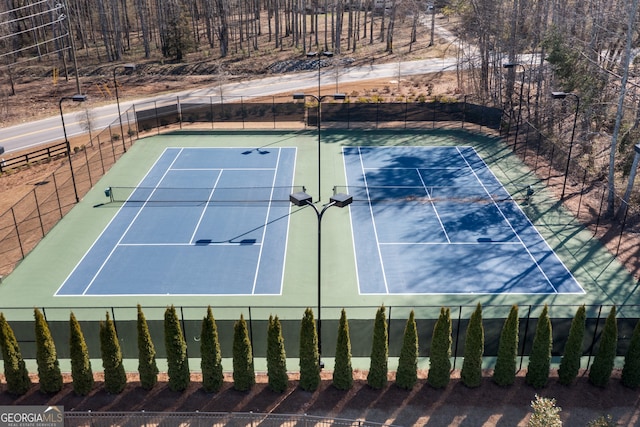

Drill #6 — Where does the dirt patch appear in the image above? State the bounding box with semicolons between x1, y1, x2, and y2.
2;370;640;426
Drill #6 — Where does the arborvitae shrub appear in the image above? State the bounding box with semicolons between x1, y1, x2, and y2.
34;308;62;394
622;318;640;388
428;307;452;389
0;313;31;395
69;312;94;396
558;305;586;385
267;315;288;392
396;310;418;390
232;314;255;391
367;305;388;390
299;308;320;391
137;305;159;390
461;303;484;388
526;305;552;389
164;305;190;392
333;309;353;391
589;306;617;387
201;306;224;393
100;312;127;394
493;305;519;386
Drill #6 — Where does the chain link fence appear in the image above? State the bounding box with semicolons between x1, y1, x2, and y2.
63;411;400;427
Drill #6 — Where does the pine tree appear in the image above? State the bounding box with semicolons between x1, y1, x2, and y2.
427;307;452;389
333;309;353;391
461;303;484;388
558;305;586;386
367;305;388;389
622;318;640;388
0;313;31;395
267;315;288;392
69;312;93;396
526;305;552;389
137;305;159;390
395;310;418;390
589;306;618;388
299;308;321;391
164;305;190;392
34;308;62;394
201;306;224;393
100;312;127;394
493;305;519;386
232;314;255;391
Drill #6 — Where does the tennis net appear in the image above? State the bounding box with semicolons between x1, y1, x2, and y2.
104;185;306;205
332;185;517;204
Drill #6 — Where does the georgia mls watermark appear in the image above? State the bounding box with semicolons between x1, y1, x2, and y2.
0;406;63;427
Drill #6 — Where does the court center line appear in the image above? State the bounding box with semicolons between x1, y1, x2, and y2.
81;148;186;295
417;169;451;244
189;170;223;244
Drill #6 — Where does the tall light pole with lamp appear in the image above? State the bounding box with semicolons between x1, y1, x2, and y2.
59;94;88;203
503;63;526;151
293;92;345;201
289;190;353;368
551;91;580;200
113;63;136;153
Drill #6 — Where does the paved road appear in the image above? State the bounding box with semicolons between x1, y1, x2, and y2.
0;57;459;155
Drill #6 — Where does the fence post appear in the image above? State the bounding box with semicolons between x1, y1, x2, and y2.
586;305;604;371
248;306;254;358
10;207;25;259
452;305;462;370
616;203;630;256
241;96;245;129
519;305;532;371
154;101;160;135
33;189;45;238
84;147;93;188
52;173;63;218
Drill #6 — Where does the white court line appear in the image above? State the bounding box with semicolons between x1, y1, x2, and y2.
358;147;390;294
252;147;282;295
378;241;522;245
81;148;185;296
418;169;451;243
55;147;182;296
172;167;275;171
189;171;223;244
456;146;561;294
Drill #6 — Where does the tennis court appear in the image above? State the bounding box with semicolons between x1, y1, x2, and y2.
0;129;635;319
342;146;583;295
57;147;297;296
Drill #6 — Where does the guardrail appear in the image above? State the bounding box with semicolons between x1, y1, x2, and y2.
0;141;68;173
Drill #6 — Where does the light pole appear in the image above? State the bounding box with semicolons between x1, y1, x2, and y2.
113;63;136;153
293;92;346;201
306;51;334;100
551;91;580;200
289;191;352;368
59;94;88;203
503;63;526;151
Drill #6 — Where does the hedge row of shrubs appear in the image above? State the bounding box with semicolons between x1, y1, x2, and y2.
1;303;640;397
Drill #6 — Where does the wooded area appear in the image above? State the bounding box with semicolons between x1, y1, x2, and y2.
3;0;640;213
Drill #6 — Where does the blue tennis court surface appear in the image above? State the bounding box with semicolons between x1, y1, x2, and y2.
57;147;296;296
343;146;584;295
